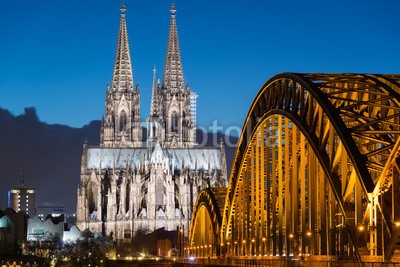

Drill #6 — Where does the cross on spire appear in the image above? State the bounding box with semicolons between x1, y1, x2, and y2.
120;2;126;15
170;2;176;15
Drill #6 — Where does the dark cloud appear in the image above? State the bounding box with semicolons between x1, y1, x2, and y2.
0;107;100;211
0;107;237;212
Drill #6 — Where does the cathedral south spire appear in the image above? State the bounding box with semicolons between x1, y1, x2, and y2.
100;3;142;148
112;2;134;92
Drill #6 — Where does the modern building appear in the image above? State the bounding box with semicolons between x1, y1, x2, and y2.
36;204;66;219
76;3;227;241
27;214;82;243
27;215;64;242
8;174;36;217
36;203;76;227
0;208;29;256
190;91;198;140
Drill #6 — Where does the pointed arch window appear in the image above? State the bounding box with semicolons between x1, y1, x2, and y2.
120;110;127;132
156;178;164;209
152;122;157;138
171;112;178;133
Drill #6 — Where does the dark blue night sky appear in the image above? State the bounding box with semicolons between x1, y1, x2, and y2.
1;0;399;131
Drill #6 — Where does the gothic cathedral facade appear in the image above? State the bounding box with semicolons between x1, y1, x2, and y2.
76;3;227;240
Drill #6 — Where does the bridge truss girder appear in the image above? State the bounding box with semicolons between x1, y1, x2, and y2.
189;188;226;258
217;73;400;261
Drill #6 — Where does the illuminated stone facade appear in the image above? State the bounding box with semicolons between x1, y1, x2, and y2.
76;3;227;240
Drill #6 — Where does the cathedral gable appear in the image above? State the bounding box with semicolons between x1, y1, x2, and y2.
150;143;166;164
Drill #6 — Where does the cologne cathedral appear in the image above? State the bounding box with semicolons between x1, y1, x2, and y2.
76;3;227;240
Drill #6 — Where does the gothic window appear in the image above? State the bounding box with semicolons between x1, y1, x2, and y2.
87;182;95;215
120;110;127;132
171;112;178;133
124;228;131;239
156;178;164;209
125;180;130;214
152;122;157;137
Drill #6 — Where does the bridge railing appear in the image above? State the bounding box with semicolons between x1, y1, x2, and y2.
177;258;400;267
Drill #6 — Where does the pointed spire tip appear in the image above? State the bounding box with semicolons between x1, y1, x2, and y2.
170;2;176;15
120;2;126;14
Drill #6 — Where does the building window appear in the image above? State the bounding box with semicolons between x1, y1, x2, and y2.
124;229;131;239
120;110;127;132
171;113;178;133
156;178;164;208
32;229;44;236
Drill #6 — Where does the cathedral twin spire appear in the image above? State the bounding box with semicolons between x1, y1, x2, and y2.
148;3;196;148
162;3;185;93
112;2;134;92
100;3;141;148
101;2;196;148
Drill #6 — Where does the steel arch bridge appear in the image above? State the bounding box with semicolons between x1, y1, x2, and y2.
189;73;400;262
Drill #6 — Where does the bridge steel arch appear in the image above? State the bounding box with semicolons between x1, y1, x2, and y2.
208;73;400;261
188;187;226;258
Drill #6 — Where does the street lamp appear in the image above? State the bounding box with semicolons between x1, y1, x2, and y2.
288;233;294;256
234;241;238;256
262;237;266;256
356;224;366;252
305;231;312;255
251;239;255;256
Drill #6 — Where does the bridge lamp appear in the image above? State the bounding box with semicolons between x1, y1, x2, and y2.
227;242;230;245
209;245;212;248
306;231;312;237
289;233;294;239
251;239;255;243
394;221;400;227
262;237;267;242
220;242;224;247
357;224;365;232
242;240;246;244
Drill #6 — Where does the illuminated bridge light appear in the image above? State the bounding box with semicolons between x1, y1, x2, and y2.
189;73;400;262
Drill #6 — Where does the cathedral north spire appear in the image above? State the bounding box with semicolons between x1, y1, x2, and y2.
162;2;184;93
149;3;196;148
